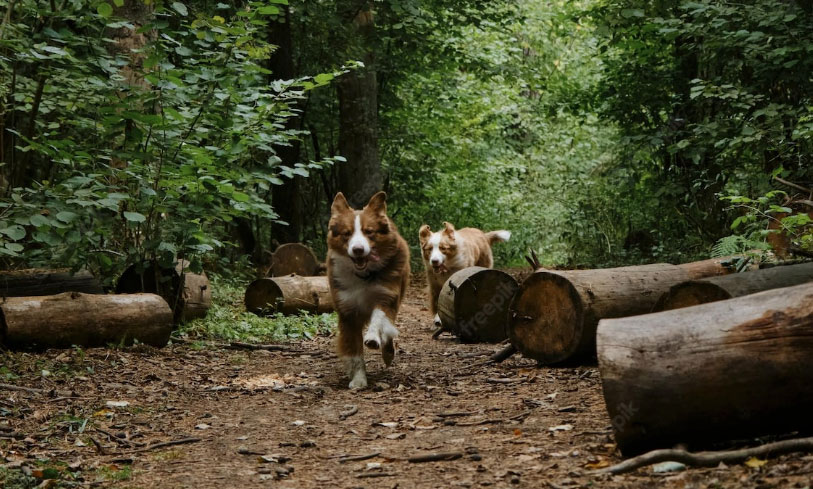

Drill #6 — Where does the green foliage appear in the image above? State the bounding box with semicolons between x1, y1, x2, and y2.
0;0;344;278
177;275;335;342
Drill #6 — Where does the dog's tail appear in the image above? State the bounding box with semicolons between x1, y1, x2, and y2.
485;230;511;245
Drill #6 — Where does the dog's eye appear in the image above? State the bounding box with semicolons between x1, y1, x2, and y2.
342;231;352;238
378;225;389;234
364;228;374;236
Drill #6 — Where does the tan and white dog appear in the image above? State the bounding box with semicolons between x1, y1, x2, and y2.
327;192;410;389
419;222;510;327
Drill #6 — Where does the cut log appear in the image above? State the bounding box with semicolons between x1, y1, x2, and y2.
116;260;211;323
437;267;518;343
245;275;333;315
654;261;813;311
0;292;173;349
676;256;738;279
507;262;722;365
0;268;103;297
597;282;813;455
269;243;322;277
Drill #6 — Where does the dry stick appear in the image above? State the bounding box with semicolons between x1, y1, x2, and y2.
339;404;358;420
130;437;202;453
95;428;144;448
774;176;813;196
431;327;446;340
338;452;381;464
408;451;463;463
173;337;298;352
357;472;396;479
435;411;478;418
491;344;517;363
0;382;74;397
592;436;813;476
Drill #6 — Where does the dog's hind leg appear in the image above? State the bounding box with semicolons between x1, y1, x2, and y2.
337;315;367;389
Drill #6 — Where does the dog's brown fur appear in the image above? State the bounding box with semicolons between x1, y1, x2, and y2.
419;222;509;323
327;192;410;388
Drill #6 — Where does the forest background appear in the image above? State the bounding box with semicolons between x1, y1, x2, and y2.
1;0;811;283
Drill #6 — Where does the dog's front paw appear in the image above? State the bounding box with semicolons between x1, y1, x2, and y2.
433;314;442;328
349;374;368;389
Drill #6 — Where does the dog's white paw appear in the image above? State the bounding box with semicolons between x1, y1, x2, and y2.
433;314;442;328
349;374;368;390
344;356;367;390
382;339;395;367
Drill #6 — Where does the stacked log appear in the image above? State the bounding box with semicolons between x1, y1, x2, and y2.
0;292;173;349
654;261;813;311
597;282;813;455
506;260;732;365
245;275;332;315
0;268;102;297
268;243;323;277
116;260;211;323
436;267;518;343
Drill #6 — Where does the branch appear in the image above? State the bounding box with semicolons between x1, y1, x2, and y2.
592;436;813;475
774;176;812;196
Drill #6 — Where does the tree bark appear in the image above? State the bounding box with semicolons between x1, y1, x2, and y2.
245;275;332;315
0;268;102;297
0;292;173;349
437;267;518;343
336;5;382;208
597;282;813;455
268;4;304;245
507;262;718;365
268;243;322;277
655;261;813;311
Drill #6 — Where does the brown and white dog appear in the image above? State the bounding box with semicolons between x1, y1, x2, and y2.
419;222;510;327
327;191;410;389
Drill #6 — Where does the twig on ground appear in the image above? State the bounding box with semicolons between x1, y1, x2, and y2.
435;411;477;418
408;451;463;463
486;377;519;384
338;452;381;464
130;437;202;453
173;337;300;352
491;344;518;363
89;436;107;455
592;436;813;475
357;472;396;478
96;428;144;448
0;382;74;397
431;327;446;340
339;404;358;420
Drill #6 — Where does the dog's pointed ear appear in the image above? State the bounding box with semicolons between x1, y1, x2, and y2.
331;192;350;215
419;224;432;243
442;221;456;237
365;191;387;215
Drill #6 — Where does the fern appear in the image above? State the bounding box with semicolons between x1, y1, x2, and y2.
711;235;769;258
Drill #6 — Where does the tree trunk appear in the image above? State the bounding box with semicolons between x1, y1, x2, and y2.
268;4;304;245
597;282;813;455
655;261;813;312
507;263;705;365
268;243;323;277
245;275;332;315
336;5;382;208
676;256;739;279
436;267;518;343
0;268;102;297
0;292;173;349
115;260;211;324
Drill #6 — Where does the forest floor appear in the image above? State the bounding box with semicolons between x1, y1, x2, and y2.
1;277;812;489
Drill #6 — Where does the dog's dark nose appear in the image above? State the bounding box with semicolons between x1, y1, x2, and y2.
352;246;365;257
431;258;441;266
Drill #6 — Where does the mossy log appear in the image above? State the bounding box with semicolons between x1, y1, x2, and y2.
116;260;211;323
269;243;323;277
0;268;102;297
597;282;813;455
654;261;813;311
0;292;172;349
436;267;518;343
245;275;333;315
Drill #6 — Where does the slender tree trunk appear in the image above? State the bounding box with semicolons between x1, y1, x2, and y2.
336;5;382;208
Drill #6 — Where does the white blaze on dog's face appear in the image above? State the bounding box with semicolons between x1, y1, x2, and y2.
329;192;393;274
419;222;458;274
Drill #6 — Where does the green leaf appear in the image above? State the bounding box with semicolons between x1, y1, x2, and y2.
232;192;250;202
56;211;78;223
113;0;124;6
123;212;147;223
30;215;51;227
314;73;334;84
0;225;25;240
5;243;24;253
97;2;113;17
172;2;188;16
257;5;279;15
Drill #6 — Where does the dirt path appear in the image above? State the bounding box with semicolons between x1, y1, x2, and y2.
1;282;812;488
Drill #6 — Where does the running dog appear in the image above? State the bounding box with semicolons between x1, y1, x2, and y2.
419;222;510;327
327;192;410;389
